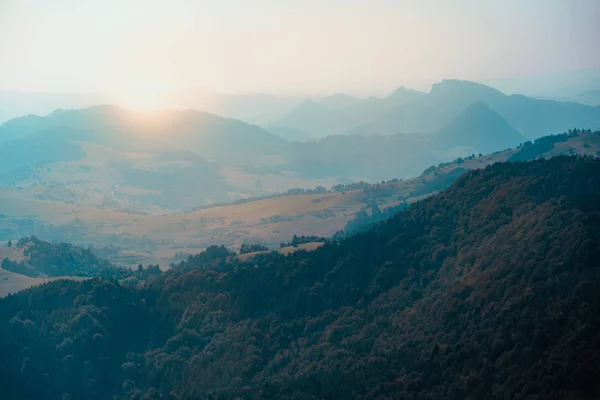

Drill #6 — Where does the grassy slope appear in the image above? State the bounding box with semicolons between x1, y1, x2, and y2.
0;245;86;297
1;131;599;267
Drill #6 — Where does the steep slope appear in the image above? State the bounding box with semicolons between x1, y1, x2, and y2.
288;102;524;180
346;101;442;135
272;87;427;138
1;156;600;399
348;80;600;138
428;79;600;138
287;133;434;180
495;94;600;138
269;99;337;138
435;101;525;153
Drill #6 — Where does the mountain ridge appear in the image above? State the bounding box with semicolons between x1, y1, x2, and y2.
279;79;600;139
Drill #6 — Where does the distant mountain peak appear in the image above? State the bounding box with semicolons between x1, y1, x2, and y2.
437;101;525;153
387;86;410;96
384;86;427;106
77;104;132;119
461;100;497;114
49;108;66;116
443;101;511;130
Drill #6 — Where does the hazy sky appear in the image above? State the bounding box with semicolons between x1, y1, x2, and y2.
1;0;599;96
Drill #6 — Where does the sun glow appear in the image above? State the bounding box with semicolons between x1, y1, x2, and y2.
115;83;170;111
117;90;167;111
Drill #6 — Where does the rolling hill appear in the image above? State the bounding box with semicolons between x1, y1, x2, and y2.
0;87;303;126
0;97;545;215
1;155;599;399
1;236;113;278
0;106;341;212
1;130;597;268
0;238;112;297
0;105;287;162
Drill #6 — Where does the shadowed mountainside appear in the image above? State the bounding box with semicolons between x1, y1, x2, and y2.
278;80;600;140
0;99;531;214
1;156;600;399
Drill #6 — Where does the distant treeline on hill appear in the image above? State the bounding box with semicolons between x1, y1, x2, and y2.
279;235;328;248
510;128;599;162
188;178;405;213
0;236;160;283
191;128;600;216
1;236;113;278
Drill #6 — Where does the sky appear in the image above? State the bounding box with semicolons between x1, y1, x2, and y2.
1;0;599;97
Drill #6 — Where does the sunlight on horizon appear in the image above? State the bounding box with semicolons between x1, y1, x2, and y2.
117;90;167;112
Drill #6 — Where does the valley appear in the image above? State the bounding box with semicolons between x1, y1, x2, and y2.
1;130;598;268
3;3;600;399
2;155;600;399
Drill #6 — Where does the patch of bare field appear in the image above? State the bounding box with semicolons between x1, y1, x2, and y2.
237;241;325;261
9;138;591;268
0;267;88;297
0;245;28;263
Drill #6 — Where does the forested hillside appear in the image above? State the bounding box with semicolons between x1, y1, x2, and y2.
0;236;114;278
1;156;600;399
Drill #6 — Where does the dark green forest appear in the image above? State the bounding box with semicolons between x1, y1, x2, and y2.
1;156;600;399
1;236;113;278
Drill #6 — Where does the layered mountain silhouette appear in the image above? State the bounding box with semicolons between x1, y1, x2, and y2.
161;86;303;124
0;83;591;213
277;80;600;139
0;87;303;126
0;106;290;210
0;105;286;164
271;87;427;138
317;93;363;110
285;102;526;180
575;89;600;106
0;97;532;187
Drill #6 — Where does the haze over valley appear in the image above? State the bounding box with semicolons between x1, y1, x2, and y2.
1;74;600;269
2;1;600;399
